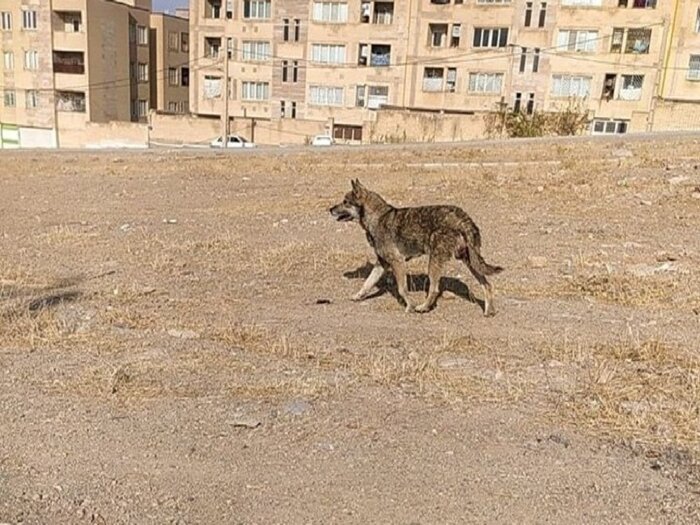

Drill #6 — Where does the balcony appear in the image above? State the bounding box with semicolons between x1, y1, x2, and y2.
53;51;85;74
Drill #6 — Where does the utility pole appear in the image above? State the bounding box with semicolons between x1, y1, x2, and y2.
221;37;230;148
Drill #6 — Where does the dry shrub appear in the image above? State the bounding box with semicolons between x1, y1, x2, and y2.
484;99;590;139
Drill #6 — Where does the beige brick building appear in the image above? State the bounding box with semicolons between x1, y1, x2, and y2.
150;12;190;114
188;0;700;143
0;0;189;147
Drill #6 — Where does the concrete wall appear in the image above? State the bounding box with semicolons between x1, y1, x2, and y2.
651;99;700;132
150;111;219;144
57;113;148;147
367;109;486;144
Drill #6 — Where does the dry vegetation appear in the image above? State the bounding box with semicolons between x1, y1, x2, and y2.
2;136;700;522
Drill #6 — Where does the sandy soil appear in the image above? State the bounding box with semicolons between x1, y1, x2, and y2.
1;134;700;524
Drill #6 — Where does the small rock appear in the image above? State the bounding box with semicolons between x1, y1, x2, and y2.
283;399;312;416
315;299;332;305
548;433;570;448
527;256;548;269
167;329;199;340
229;417;261;429
119;223;131;232
163;219;178;224
639;199;652;206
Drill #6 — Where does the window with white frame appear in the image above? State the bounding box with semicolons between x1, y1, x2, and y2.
688;55;700;81
367;85;389;108
168;101;178;112
26;90;39;108
24;50;38;70
22;9;37;30
618;74;643;100
551;74;591;97
3;89;15;107
696;8;700;33
243;0;271;19
168;67;179;86
592;119;628;134
241;81;270;100
137;25;148;45
203;75;222;98
561;0;601;5
311;44;346;64
3;51;13;70
242;41;271;61
309;85;344;106
312;1;348;22
468;72;504;93
473;27;508;48
476;0;511;3
423;67;444;92
556;30;598;52
138;99;148;118
1;11;11;30
137;62;148;82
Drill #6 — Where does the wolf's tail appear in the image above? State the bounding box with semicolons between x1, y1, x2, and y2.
453;214;504;276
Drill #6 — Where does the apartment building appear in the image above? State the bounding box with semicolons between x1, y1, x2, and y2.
189;0;700;141
0;0;190;147
150;12;190;114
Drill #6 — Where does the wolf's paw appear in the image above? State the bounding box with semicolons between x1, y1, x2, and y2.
351;292;366;302
404;303;415;313
415;303;432;313
484;307;496;318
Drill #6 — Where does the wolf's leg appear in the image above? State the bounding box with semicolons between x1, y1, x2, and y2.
389;261;413;312
352;263;385;301
468;267;495;317
416;248;449;313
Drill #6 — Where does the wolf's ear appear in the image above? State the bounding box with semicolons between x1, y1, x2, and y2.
352;179;365;192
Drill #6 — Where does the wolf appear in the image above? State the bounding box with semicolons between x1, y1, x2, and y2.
329;179;503;315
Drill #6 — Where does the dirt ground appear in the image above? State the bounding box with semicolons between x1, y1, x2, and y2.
1;134;700;524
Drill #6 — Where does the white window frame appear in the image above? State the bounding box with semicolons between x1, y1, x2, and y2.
0;11;11;30
137;62;148;83
241;81;270;101
3;51;14;70
3;89;16;107
168;67;179;86
24;50;39;70
696;8;700;33
550;74;591;98
556;30;598;53
366;85;389;109
243;0;271;19
242;41;271;62
592;119;628;135
618;74;643;101
423;67;445;92
137;25;148;45
311;43;346;65
468;72;504;94
473;27;509;48
309;85;344;106
312;1;348;23
21;9;37;30
561;0;602;5
203;75;222;99
138;99;148;118
687;55;700;81
26;90;39;109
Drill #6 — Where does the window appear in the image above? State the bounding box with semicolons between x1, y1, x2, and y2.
56;91;86;112
592;119;628;134
358;43;391;66
129;22;136;43
451;24;461;47
526;93;535;114
561;0;601;5
3;89;16;107
631;0;656;7
137;62;148;82
446;68;457;92
292;61;299;82
312;1;348;22
56;11;82;32
294;19;300;41
168;102;178;112
311;44;346;64
26;90;39;108
227;37;233;59
538;2;547;27
618;74;643;100
283;18;290;41
3;51;13;70
429;24;448;47
181;67;190;86
557;30;598;52
513;92;522;112
168;31;179;51
291;101;297;118
205;0;221;18
551;74;591;97
367;85;389;108
532;48;540;72
423;67;444;92
138;99;148;118
0;12;11;30
53;51;85;74
610;28;624;53
524;2;532;27
243;0;271;19
168;68;179;86
468;72;503;93
24;50;39;70
181;33;189;52
373;2;394;24
226;0;233;18
282;60;288;81
688;55;700;81
309;86;344;106
625;28;651;54
280;100;286;118
203;75;222;98
137;25;148;45
242;41;271;61
334;124;362;142
355;85;366;107
696;8;700;33
22;9;37;30
205;37;221;58
473;28;508;48
519;47;527;73
241;81;270;100
476;0;511;3
602;73;616;100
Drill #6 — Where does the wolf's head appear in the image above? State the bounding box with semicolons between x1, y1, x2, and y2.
329;179;370;223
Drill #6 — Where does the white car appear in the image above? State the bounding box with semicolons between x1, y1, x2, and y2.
311;134;334;147
210;135;256;148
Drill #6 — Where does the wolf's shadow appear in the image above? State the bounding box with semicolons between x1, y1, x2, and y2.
343;262;484;311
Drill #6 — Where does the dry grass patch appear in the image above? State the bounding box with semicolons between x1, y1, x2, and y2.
566;273;680;307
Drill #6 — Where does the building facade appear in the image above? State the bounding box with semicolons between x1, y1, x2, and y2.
189;0;700;141
150;12;190;114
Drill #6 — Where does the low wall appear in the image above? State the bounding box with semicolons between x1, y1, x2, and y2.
367;109;487;144
651;99;700;132
57;114;149;148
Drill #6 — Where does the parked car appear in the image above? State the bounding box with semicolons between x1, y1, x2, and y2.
210;135;256;148
311;134;334;147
